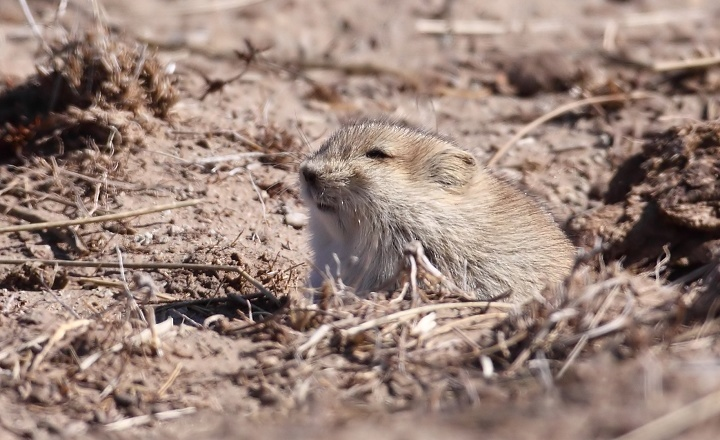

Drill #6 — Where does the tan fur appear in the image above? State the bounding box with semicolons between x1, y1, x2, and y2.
299;120;574;302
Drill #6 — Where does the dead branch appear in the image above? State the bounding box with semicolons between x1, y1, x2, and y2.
29;319;93;372
343;301;515;337
614;387;720;440
487;92;651;167
416;9;707;36
0;257;280;306
0;199;204;233
103;407;196;431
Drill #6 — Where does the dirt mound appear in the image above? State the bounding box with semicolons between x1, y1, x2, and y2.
568;122;720;278
0;30;177;161
501;51;584;97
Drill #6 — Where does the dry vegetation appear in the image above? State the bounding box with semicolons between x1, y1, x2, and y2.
1;1;720;439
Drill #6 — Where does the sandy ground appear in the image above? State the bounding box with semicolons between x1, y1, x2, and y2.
1;0;720;438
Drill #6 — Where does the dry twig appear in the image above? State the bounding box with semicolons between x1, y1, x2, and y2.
0;199;77;244
79;318;175;371
17;0;51;53
614;387;720;440
653;56;720;73
123;0;266;16
416;9;707;36
0;258;280;306
0;199;204;233
29;319;93;372
103;407;197;431
487;92;650;167
343;301;515;337
157;363;183;397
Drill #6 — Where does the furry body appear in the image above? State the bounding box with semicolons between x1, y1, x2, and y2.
299;121;574;301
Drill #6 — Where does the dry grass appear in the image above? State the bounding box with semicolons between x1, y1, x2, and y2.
2;238;716;431
218;254;712;413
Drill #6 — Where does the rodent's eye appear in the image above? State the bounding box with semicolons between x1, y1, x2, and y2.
365;148;390;159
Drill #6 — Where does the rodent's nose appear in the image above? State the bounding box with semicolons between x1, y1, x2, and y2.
301;166;319;187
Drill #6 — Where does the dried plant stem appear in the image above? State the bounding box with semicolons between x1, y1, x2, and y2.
424;312;508;341
614;387;720;440
478;330;529;356
297;60;424;90
672;318;720;344
0;199;76;244
556;288;621;378
192;152;290;164
154;294;265;310
127;0;266;16
116;246;145;323
416;18;564;35
0;334;50;362
0;199;204;233
157;363;183;397
296;324;332;358
17;0;51;53
0;200;59;225
54;0;68;22
55;168;144;191
5;187;111;215
487;92;650;167
247;170;267;222
79;318;175;371
72;276;176;300
103;407;196;431
171;129;265;152
416;9;706;36
344;302;515;337
0;257;280;306
30;319;93;372
652;56;720;73
603;52;720;73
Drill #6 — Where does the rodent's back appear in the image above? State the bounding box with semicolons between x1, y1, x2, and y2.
300;120;574;301
452;171;574;298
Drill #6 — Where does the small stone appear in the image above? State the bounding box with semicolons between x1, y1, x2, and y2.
252;190;268;201
27;244;53;259
168;225;184;236
134;232;153;245
284;212;308;229
195;138;211;149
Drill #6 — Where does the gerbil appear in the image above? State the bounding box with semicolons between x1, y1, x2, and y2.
299;120;574;302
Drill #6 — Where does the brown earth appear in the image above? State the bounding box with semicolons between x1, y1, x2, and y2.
1;0;720;439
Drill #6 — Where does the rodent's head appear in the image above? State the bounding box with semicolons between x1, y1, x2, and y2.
299;120;478;221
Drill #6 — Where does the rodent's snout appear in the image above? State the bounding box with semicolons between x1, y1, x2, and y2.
300;162;341;213
300;158;354;196
301;166;318;187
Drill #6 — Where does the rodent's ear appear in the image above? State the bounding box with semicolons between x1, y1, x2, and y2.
428;149;477;188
